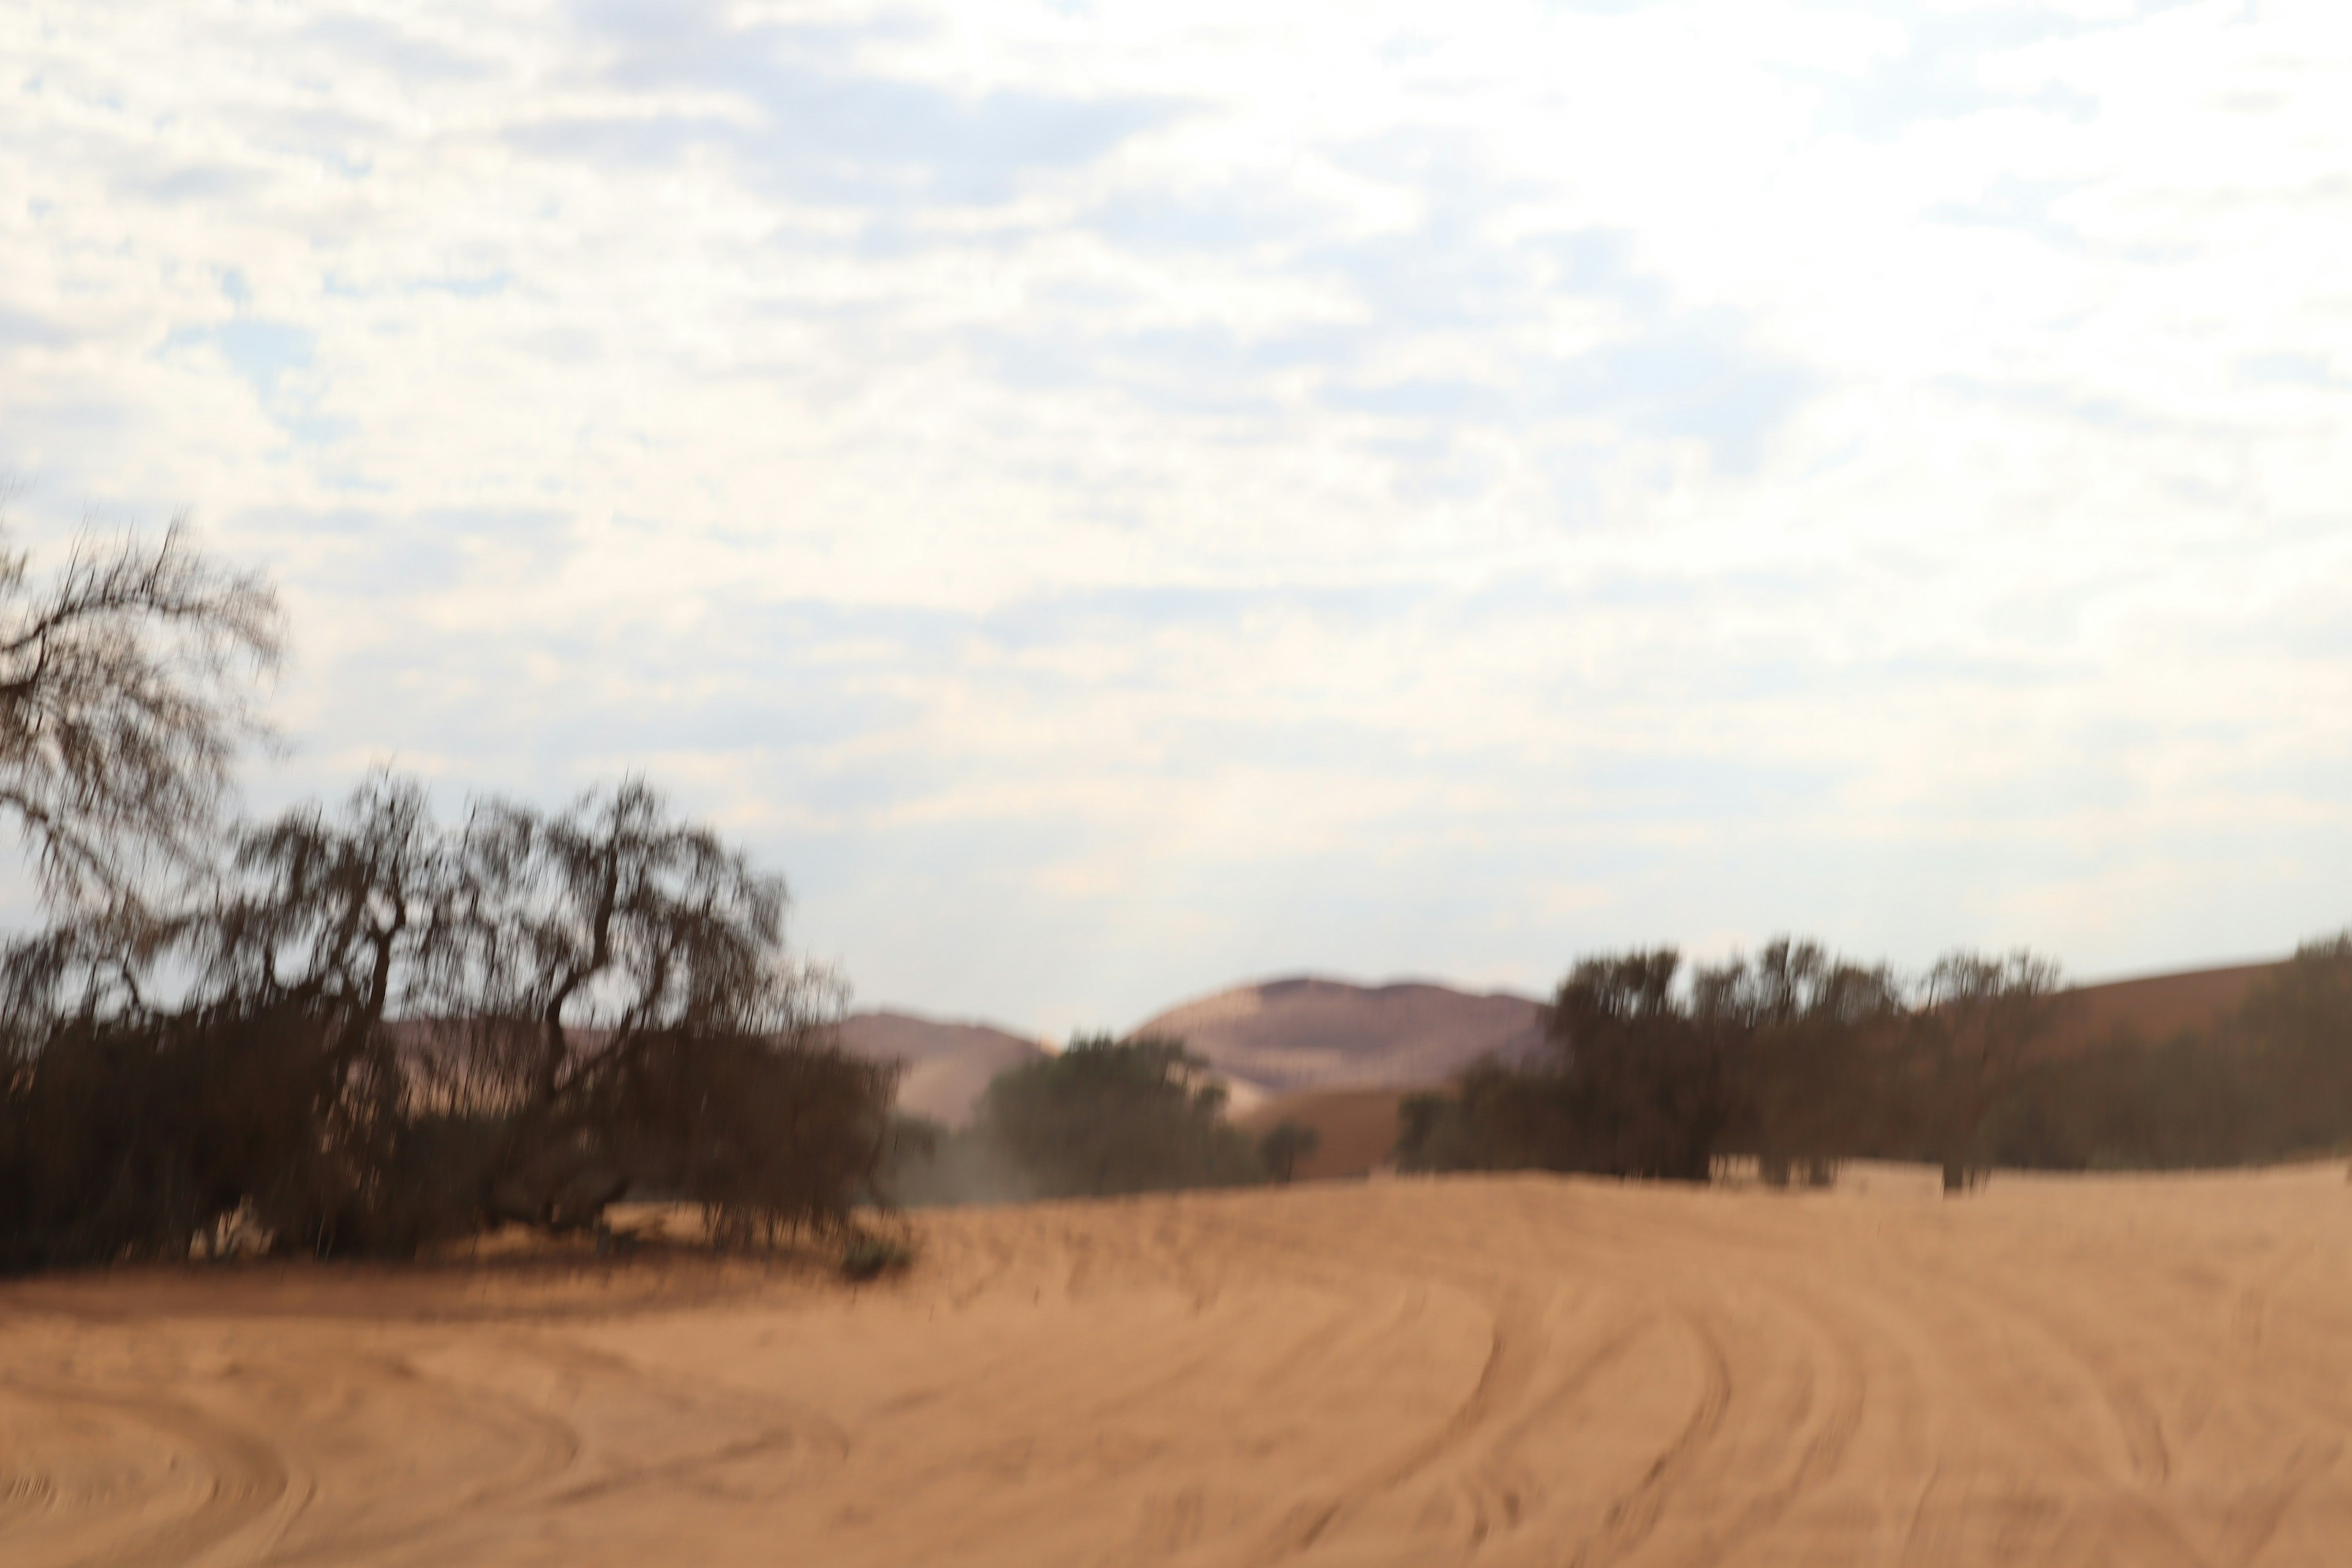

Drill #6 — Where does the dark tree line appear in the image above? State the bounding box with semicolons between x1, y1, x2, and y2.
1398;939;2067;1189
1400;935;2352;1188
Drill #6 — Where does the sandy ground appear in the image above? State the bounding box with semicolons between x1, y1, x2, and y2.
6;1164;2352;1566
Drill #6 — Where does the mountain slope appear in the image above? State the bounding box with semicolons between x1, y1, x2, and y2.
1131;976;1547;1098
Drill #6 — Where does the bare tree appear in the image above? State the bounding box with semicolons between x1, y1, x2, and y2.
0;511;282;907
1;772;889;1264
435;780;864;1235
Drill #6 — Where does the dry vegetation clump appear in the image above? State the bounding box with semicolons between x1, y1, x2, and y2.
887;1034;1265;1205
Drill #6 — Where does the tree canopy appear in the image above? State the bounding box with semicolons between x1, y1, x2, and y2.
0;516;281;908
975;1034;1262;1199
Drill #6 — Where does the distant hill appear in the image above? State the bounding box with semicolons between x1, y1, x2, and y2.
1130;976;1547;1100
835;1011;1048;1126
2050;962;2281;1054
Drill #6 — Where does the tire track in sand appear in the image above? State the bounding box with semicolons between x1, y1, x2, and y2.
0;1373;295;1568
1564;1306;1735;1568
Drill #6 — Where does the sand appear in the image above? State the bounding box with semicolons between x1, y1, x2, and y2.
6;1164;2352;1566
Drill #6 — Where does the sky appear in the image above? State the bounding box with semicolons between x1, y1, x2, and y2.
4;0;2351;1037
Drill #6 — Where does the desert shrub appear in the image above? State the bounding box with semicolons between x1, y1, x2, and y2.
0;995;432;1268
605;1028;898;1246
840;1229;915;1281
1257;1118;1321;1183
1393;1090;1458;1172
970;1035;1264;1200
1396;1061;1583;1173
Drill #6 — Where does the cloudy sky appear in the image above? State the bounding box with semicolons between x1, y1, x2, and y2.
4;0;2350;1035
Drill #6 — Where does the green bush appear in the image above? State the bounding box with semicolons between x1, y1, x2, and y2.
840;1231;915;1281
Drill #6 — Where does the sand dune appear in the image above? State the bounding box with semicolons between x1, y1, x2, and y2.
2054;961;2280;1053
9;1164;2352;1564
1134;976;1546;1097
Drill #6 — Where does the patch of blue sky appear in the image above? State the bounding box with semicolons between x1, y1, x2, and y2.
1567;750;1842;816
520;80;1170;206
325;508;568;592
1928;374;2166;436
271;407;354;450
301;15;494;81
164;319;311;400
1298;227;1556;335
567;0;919;80
1924;176;2088;251
1525;228;1668;314
2239;352;2336;388
1523;325;1817;475
1787;6;2101;140
0;304;69;349
534;4;1180;208
1325;377;1512;423
405;273;513;299
1825;648;2073;694
1934;760;2159;827
506;113;733;170
959;330;1289;420
157;318;356;453
1531;0;1657;15
1086;183;1333;257
287;643;919;778
2215;750;2352;805
1077;154;1815;471
988;579;1448;641
132;164;262;204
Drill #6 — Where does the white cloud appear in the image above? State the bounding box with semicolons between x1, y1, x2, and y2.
2;0;2350;1031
